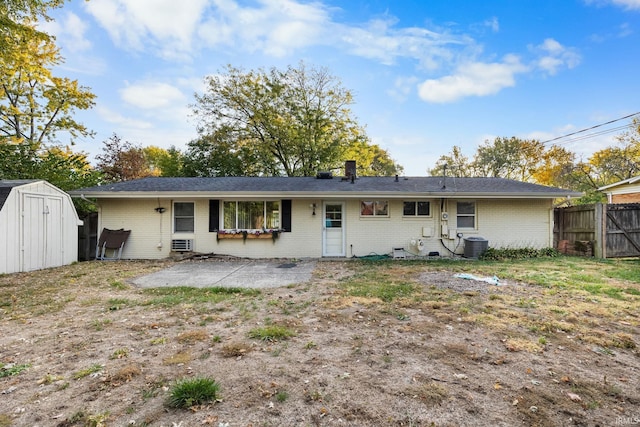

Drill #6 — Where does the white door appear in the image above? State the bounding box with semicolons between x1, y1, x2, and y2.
45;197;63;267
22;195;64;271
323;202;345;257
22;194;46;271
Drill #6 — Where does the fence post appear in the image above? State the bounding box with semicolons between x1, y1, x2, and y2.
594;203;605;259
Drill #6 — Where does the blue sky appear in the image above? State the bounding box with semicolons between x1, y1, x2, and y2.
42;0;640;175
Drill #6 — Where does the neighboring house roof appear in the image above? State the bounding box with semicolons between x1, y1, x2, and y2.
598;176;640;191
70;176;581;199
0;180;39;211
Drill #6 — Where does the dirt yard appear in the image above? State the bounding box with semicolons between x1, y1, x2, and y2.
0;257;639;426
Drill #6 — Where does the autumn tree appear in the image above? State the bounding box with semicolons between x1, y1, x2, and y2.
96;134;155;182
567;118;640;203
343;140;403;176
143;145;185;177
428;145;472;177
1;7;97;193
190;62;401;177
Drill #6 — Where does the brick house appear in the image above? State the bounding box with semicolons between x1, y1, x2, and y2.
70;170;580;259
599;177;640;204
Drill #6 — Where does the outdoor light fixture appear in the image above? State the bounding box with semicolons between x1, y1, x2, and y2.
310;203;316;215
155;207;166;214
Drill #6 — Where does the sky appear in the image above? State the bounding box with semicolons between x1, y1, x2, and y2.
41;0;640;176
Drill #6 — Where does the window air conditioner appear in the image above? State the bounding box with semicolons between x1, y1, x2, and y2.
171;239;194;251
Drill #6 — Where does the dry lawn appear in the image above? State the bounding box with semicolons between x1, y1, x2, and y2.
0;256;639;426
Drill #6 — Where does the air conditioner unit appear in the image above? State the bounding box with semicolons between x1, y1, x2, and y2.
171;239;194;252
441;212;449;221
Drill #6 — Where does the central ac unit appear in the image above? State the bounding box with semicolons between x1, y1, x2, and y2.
441;212;449;221
171;239;194;251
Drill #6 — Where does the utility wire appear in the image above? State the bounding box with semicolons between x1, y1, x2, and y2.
540;111;640;145
554;124;634;145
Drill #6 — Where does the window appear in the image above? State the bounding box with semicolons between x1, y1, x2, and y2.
456;201;476;228
360;200;388;217
403;201;430;216
174;202;194;233
223;201;280;230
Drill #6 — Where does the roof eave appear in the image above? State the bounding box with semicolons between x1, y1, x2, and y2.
70;190;583;199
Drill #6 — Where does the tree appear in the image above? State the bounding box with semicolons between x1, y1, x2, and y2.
428;145;472;177
191;62;401;177
1;1;65;55
471;137;545;181
1;21;95;146
342;140;403;176
96;134;154;182
143;145;185;177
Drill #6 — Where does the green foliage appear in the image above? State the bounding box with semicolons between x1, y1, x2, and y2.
0;362;30;378
189;62;401;177
167;377;220;408
0;21;95;145
340;268;419;302
142;286;260;307
479;247;561;261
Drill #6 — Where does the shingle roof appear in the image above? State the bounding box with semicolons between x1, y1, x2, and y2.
69;176;581;199
0;180;39;211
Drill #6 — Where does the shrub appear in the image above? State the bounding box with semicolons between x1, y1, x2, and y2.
167;377;220;408
479;247;561;261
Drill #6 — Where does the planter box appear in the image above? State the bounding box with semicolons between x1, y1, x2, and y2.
217;233;274;240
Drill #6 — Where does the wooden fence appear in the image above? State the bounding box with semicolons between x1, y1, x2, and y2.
554;203;640;258
78;212;98;261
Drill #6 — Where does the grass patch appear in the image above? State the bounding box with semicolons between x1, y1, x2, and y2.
248;325;296;342
73;364;103;380
142;286;260;307
167;377;220;408
0;363;30;378
340;275;418;302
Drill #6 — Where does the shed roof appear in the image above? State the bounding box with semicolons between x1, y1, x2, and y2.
70;176;581;200
0;180;39;211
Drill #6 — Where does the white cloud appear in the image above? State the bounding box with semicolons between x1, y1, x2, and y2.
586;0;640;9
84;0;209;59
40;11;91;53
97;106;153;129
340;18;468;69
532;38;581;75
386;76;420;102
120;82;187;110
417;55;528;103
198;0;331;57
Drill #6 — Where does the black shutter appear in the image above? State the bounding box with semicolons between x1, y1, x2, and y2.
281;199;292;232
209;200;220;232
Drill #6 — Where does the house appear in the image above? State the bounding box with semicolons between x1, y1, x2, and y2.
69;169;581;260
0;180;83;274
598;176;640;203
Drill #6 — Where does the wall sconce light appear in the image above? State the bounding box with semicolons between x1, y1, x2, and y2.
310;203;316;216
155;207;166;214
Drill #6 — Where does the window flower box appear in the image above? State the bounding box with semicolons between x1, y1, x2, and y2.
216;229;282;241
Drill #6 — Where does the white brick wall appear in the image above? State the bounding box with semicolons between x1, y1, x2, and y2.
98;197;554;259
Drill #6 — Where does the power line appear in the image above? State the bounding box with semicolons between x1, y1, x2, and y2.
540;111;640;145
554;123;633;145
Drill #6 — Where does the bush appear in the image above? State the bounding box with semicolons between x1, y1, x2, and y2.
479;247;560;261
167;377;220;408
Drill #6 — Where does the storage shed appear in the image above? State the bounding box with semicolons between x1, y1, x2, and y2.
0;180;83;274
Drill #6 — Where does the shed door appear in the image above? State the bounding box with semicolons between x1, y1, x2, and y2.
22;194;64;271
323;202;345;257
